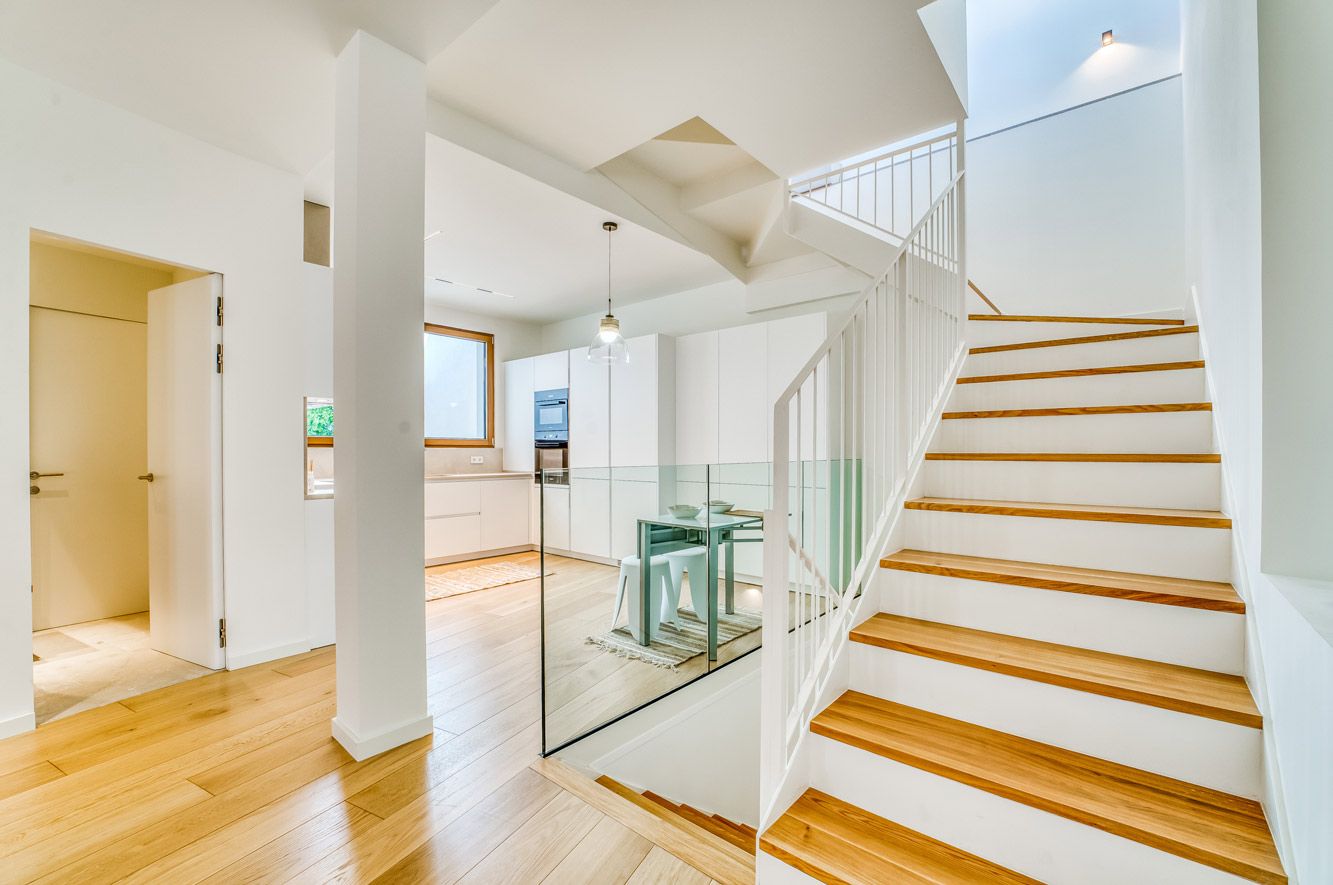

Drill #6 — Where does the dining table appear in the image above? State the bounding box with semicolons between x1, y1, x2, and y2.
635;510;764;661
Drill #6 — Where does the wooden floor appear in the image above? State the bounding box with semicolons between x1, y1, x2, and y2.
0;551;753;883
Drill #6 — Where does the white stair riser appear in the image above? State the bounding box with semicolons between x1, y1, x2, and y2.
756;850;823;885
848;645;1262;798
904;509;1232;582
935;411;1214;453
967;332;1199;375
879;571;1244;673
967;321;1185;348
811;736;1253;885
921;460;1221;510
949;369;1205;411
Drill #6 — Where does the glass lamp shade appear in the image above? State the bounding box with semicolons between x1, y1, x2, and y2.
587;314;629;364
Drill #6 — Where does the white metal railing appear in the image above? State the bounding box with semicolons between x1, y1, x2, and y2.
760;152;968;820
789;130;959;240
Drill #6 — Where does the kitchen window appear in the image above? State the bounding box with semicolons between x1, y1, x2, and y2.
424;323;494;447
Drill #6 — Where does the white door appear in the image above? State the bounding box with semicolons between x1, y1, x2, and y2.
146;274;225;669
29;308;149;630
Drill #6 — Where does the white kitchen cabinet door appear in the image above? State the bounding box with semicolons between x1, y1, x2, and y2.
424;481;482;518
541;484;570;550
568;346;610;469
767;313;828;461
480;479;531;550
610;477;660;560
717;323;768;464
425;514;482;560
610;334;671;468
674;331;719;467
533;350;569;391
502;357;535;473
569;474;611;558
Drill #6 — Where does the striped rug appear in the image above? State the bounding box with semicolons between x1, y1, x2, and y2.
587;608;763;668
425;562;549;602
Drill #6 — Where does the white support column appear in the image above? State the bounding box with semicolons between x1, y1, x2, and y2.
331;30;433;761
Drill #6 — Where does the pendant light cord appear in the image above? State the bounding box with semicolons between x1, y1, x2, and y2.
606;225;613;318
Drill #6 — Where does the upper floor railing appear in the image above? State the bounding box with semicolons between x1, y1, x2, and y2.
789;130;959;241
760;137;967;820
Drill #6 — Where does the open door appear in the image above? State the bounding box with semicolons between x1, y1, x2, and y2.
146;274;225;669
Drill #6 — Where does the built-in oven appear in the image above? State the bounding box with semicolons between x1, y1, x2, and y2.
534;388;569;441
534;388;569;484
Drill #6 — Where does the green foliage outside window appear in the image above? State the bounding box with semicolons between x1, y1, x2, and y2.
307;403;334;437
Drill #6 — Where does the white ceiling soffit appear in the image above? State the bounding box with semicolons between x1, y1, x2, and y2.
0;0;500;174
422;135;728;323
430;0;964;175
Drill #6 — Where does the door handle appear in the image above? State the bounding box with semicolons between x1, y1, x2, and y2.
29;471;64;480
137;473;155;482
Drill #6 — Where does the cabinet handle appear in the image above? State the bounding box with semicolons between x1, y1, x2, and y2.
137;474;155;482
29;471;64;480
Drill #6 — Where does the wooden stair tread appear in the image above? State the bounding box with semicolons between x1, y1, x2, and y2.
970;324;1199;354
958;360;1204;384
880;548;1243;612
925;452;1221;463
812;692;1285;883
850;613;1259;727
943;402;1212;419
969;314;1185;325
904;497;1231;528
761;788;1039;884
595;776;757;859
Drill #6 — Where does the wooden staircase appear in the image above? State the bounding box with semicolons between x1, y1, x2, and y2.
759;315;1287;884
595;774;757;854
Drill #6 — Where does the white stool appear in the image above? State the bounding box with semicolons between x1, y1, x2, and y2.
665;546;709;626
612;553;674;643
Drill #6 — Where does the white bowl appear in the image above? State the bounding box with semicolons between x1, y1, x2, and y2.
706;501;734;514
669;504;702;519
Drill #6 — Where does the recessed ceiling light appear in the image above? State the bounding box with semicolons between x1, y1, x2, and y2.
1101;29;1115;47
431;277;514;299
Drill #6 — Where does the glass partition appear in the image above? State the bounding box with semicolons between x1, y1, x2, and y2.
539;463;770;753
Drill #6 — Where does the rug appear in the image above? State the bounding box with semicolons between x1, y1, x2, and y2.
425;562;549;601
587;608;764;669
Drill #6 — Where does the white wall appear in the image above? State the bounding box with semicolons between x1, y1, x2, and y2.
1181;2;1333;880
0;56;307;736
966;77;1186;317
967;0;1181;136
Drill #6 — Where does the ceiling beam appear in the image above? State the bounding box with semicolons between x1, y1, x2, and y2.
597;155;750;282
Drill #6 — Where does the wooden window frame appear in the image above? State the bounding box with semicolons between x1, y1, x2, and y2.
423;322;495;448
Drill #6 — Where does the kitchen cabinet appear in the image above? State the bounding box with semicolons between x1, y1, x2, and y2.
502;357;535;473
533;350;569;391
424;476;532;563
610;471;661;560
611;334;674;468
717;323;768;464
541;483;571;550
568;346;609;469
674;330;719;467
481;477;531;550
569;473;610;558
767;314;828;461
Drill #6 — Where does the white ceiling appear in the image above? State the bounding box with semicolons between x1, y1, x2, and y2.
0;0;499;174
421;137;728;323
431;0;963;175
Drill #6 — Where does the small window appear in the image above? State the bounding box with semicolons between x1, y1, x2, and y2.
304;396;334;499
424;323;494;447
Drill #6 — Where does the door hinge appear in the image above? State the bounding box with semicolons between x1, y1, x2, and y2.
218;618;227;648
216;296;224;327
216;344;224;374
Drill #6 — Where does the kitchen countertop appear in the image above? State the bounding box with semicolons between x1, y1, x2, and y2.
424;471;532;483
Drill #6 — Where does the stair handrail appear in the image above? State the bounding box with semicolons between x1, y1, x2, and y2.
760;152;968;824
788;129;960;240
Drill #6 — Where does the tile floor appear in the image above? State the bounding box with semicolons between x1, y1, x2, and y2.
31;612;213;724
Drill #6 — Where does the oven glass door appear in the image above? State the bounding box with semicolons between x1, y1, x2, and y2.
534;400;568;433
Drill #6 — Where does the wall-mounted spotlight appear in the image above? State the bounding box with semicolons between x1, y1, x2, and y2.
1101;30;1115;47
